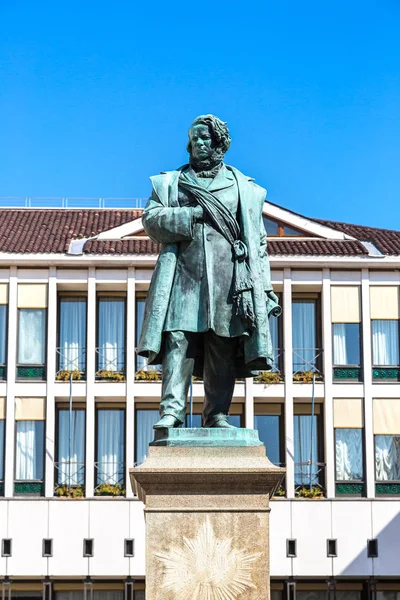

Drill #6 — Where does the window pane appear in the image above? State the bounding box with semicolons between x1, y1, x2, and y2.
98;298;125;371
335;428;363;480
377;593;400;600
59;297;87;371
15;420;44;480
136;409;159;464
375;435;400;480
372;320;399;366
255;414;281;466
135;297;160;372
294;414;320;485
57;409;85;485
263;217;279;236
96;409;125;485
333;323;360;365
269;313;280;371
292;301;317;372
0;419;4;480
284;225;304;236
18;309;46;365
0;305;7;364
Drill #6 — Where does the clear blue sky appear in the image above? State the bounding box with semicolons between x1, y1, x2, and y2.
0;0;399;228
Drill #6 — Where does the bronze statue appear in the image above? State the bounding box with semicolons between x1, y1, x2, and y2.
137;115;281;429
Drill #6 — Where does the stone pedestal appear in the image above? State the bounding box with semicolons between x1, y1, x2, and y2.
130;428;285;600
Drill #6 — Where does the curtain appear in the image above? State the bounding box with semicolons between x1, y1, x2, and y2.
294;414;319;485
136;409;159;464
372;320;399;366
58;409;85;485
333;323;347;365
255;415;281;466
375;435;400;480
377;593;400;600
18;309;46;364
136;298;147;371
56;593;83;600
269;314;279;371
15;420;44;480
292;301;316;372
333;323;360;365
335;429;363;480
94;593;123;600
98;298;125;371
97;410;124;484
0;420;4;480
59;298;87;371
0;305;7;364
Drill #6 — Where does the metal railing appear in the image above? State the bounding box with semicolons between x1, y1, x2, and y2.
95;347;125;375
56;347;86;376
292;347;324;377
0;197;147;209
95;461;125;488
294;462;326;494
271;348;284;374
54;461;85;488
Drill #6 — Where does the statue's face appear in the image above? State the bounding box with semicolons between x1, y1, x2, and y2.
188;124;215;163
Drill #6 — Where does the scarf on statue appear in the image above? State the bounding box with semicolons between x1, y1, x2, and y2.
179;169;256;330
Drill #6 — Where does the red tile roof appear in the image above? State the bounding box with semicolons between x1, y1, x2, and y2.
0;208;397;258
0;209;141;254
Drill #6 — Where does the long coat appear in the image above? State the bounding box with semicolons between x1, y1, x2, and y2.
136;164;281;378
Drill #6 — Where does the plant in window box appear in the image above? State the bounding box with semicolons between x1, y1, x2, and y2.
293;371;323;384
54;484;85;498
96;369;126;382
273;486;286;497
295;485;324;499
94;483;126;497
56;369;82;381
135;369;161;381
254;371;283;384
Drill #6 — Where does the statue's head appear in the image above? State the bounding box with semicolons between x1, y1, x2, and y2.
187;114;231;170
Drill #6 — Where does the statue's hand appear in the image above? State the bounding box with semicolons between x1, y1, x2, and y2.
193;205;204;222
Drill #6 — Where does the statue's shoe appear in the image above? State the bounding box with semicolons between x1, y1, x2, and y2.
208;417;237;429
153;415;181;429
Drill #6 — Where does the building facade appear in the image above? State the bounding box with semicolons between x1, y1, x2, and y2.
0;204;399;599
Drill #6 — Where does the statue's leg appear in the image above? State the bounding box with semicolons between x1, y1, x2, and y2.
159;330;196;425
202;331;237;427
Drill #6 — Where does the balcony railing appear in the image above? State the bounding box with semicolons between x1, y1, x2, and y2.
294;462;326;497
54;461;85;488
0;196;147;209
95;461;125;488
96;347;125;380
293;348;323;381
56;347;86;380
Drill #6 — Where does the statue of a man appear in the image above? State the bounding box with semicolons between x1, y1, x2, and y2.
137;115;281;429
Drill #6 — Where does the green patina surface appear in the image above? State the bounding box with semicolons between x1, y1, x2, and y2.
376;482;400;495
336;482;365;496
151;427;263;447
333;367;361;381
372;368;400;381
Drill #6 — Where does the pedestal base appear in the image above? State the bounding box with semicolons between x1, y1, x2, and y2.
130;429;285;600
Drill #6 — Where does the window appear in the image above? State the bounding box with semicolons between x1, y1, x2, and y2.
269;294;282;373
292;298;321;375
0;304;7;373
333;323;360;366
58;296;87;374
56;408;85;488
0;416;4;484
136;295;161;373
97;297;126;375
96;409;125;489
294;405;324;491
335;429;364;481
375;435;400;481
136;409;159;464
17;309;46;377
255;405;284;467
372;320;399;366
15;421;44;482
263;217;306;237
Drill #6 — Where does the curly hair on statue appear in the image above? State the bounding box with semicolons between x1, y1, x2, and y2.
186;114;232;155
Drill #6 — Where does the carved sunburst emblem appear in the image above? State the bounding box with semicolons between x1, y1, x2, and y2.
154;517;261;599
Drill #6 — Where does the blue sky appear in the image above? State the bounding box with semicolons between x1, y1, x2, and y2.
0;0;399;228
